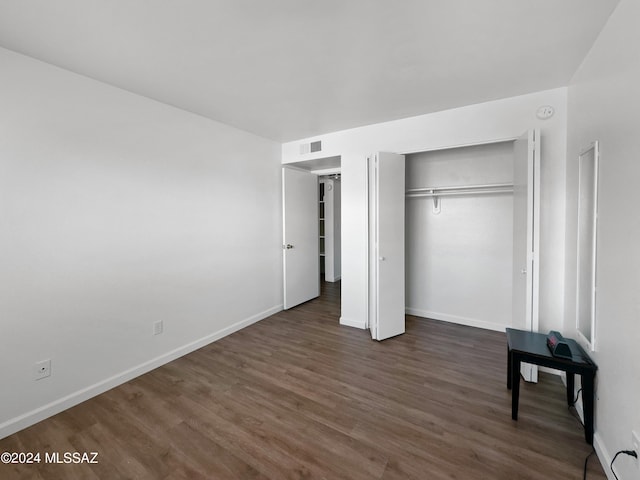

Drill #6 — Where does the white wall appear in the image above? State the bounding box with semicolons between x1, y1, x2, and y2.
564;0;640;477
0;48;283;438
284;88;568;333
405;143;514;331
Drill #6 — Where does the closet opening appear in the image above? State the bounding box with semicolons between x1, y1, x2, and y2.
405;141;517;332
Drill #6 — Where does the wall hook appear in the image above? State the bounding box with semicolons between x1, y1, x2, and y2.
432;191;441;215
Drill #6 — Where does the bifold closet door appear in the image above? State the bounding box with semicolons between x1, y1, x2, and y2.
368;152;405;341
282;167;319;309
512;129;540;382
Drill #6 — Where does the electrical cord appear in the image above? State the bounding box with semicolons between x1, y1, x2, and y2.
567;390;636;480
568;389;584;427
610;449;638;480
568;406;584;427
567;388;590;479
571;388;583;406
583;448;595;480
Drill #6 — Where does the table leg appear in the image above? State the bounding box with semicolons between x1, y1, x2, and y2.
507;347;512;390
566;372;575;406
582;371;595;445
511;354;521;420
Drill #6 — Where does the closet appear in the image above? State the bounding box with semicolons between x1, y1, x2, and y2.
367;131;540;364
405;141;515;331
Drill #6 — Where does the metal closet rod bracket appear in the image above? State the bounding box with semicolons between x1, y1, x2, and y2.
432;190;441;214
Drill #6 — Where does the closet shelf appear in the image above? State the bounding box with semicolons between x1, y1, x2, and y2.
405;182;513;198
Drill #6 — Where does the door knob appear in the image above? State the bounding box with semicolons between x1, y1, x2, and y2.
379;256;386;261
284;244;294;249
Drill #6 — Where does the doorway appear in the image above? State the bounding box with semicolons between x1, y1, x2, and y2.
282;156;341;311
319;174;341;283
405;141;515;331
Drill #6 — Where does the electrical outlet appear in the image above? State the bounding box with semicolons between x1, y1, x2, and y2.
153;320;163;336
34;359;51;380
633;431;640;469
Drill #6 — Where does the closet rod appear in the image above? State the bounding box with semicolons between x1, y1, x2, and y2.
405;182;513;195
406;188;513;198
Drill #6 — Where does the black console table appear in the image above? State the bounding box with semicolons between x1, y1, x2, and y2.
505;328;597;444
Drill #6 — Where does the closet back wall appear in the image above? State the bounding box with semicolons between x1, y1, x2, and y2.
405;143;514;331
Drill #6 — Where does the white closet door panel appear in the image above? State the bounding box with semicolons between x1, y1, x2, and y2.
374;152;406;341
512;130;540;382
512;132;531;330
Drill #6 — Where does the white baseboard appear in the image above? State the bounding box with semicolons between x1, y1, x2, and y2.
340;316;366;329
593;432;617;480
0;304;283;440
405;307;507;332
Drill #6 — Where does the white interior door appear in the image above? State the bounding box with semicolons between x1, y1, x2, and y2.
368;152;406;341
512;130;540;382
283;167;319;309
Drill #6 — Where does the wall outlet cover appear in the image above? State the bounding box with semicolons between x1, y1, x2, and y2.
34;359;51;380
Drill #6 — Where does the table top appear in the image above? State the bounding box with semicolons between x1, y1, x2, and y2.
506;328;596;369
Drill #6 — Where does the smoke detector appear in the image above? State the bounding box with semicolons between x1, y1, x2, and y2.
536;105;555;120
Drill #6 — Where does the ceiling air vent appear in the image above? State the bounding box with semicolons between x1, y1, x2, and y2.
299;140;322;155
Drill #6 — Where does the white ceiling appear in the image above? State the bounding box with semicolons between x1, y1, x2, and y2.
0;0;619;142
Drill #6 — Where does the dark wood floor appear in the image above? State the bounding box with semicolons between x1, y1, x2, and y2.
0;281;605;479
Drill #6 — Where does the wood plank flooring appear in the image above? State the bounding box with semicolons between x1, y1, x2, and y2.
0;281;606;479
